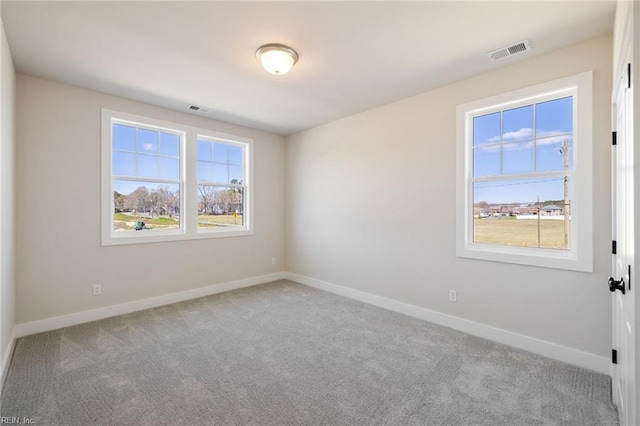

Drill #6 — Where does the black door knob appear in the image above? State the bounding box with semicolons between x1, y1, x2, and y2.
609;277;625;294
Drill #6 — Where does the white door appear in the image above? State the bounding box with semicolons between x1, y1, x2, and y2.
612;43;636;426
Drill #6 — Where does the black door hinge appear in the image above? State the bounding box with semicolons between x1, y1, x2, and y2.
612;131;617;146
612;240;617;254
628;63;632;89
612;349;618;364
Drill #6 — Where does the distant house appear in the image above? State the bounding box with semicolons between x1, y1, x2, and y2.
473;207;489;218
488;205;516;216
516;205;538;215
541;204;563;216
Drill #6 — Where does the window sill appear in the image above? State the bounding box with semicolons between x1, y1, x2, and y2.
457;243;592;272
102;228;254;246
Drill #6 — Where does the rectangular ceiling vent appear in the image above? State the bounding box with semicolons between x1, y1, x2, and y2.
487;40;531;62
187;104;212;114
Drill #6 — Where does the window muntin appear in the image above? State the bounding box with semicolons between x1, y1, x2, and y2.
471;96;573;177
456;72;593;272
102;109;253;245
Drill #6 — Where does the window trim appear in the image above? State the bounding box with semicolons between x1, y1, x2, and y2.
101;109;254;246
455;72;593;272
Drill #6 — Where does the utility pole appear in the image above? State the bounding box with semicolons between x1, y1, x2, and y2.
537;195;541;248
562;140;569;249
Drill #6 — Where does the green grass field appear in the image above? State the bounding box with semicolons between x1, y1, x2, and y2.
473;218;569;249
113;213;180;231
113;212;242;231
197;214;243;227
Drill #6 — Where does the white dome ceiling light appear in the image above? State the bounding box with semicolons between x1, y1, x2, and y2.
256;43;299;76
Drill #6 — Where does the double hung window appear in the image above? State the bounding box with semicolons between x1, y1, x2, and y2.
456;72;593;271
102;109;253;245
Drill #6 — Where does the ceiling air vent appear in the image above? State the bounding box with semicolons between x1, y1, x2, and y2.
187;104;212;114
487;40;531;62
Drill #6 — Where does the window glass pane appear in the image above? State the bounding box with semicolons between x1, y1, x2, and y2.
536;96;573;137
502;141;533;175
536;136;573;172
160;157;180;180
113;124;136;151
160;133;180;157
214;143;228;162
197;161;213;182
197;140;212;162
197;185;244;228
138;154;159;178
473;146;500;177
112;151;136;176
473;112;501;146
228;145;243;165
112;180;180;232
213;164;228;183
138;129;159;153
473;177;570;250
229;166;243;183
502;105;533;142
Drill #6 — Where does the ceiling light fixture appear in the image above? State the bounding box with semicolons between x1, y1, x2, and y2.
256;43;299;76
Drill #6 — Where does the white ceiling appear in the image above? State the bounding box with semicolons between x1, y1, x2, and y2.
1;1;616;135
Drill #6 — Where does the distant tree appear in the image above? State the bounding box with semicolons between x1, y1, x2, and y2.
228;179;243;214
542;199;564;206
125;186;152;215
198;186;217;215
113;191;126;212
196;181;244;216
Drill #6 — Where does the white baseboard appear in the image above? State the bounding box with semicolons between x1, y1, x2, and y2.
1;326;17;392
10;270;609;375
15;272;286;338
285;272;610;375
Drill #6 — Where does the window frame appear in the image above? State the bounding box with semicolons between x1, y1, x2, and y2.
101;109;254;246
455;72;593;272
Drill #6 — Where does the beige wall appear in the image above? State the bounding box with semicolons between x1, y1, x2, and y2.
286;35;613;357
10;35;616;363
1;16;16;376
15;75;285;323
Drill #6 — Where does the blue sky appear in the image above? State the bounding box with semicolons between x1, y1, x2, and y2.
111;97;571;205
112;124;244;195
472;96;573;204
197;140;244;184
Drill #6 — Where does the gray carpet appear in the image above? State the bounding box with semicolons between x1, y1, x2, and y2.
1;280;618;425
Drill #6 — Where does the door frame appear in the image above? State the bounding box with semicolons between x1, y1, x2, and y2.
612;1;638;425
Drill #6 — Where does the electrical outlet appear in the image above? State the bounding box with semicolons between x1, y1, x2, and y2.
271;257;276;265
93;284;102;296
449;290;457;302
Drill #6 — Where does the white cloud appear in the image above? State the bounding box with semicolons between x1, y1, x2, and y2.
484;128;572;145
491;128;534;143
